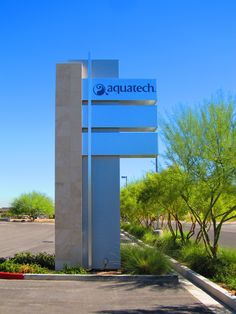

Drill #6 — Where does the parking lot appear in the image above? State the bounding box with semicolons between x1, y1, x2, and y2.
0;221;54;257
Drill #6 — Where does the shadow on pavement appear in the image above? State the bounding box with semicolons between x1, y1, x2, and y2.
96;304;213;313
96;278;181;292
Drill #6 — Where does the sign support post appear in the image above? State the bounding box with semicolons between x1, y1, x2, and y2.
87;53;92;269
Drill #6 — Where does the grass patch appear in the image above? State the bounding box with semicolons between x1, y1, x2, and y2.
121;244;170;275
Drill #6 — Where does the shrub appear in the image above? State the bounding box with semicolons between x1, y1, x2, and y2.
0;260;48;273
61;264;87;274
0;260;21;273
179;244;236;280
121;244;170;275
33;252;55;269
143;231;157;245
212;248;236;291
128;224;147;239
120;221;131;232
18;263;49;274
12;252;55;270
179;243;216;276
12;252;35;265
155;232;186;258
0;257;6;264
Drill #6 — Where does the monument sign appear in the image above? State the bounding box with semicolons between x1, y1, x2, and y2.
55;59;157;270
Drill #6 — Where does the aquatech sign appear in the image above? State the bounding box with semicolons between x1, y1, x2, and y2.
83;79;157;102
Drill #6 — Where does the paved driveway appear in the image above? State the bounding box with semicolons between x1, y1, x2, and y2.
0;279;225;314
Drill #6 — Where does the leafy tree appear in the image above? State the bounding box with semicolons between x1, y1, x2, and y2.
120;181;142;224
156;167;196;242
163;95;236;258
11;191;54;219
135;174;160;228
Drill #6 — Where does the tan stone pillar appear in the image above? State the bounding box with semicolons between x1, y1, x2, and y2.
55;63;83;269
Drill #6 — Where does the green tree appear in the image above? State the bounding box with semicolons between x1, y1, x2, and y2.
11;191;54;219
137;173;161;228
156;167;196;242
120;181;143;225
163;95;236;258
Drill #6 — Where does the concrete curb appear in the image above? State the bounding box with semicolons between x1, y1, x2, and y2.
0;272;24;279
169;257;236;312
24;273;178;283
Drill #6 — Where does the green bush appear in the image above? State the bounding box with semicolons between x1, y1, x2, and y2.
12;252;55;270
0;260;49;273
143;231;157;245
0;260;21;272
155;232;186;258
0;253;86;274
0;257;6;264
11;252;35;265
120;221;131;232
211;248;236;291
61;264;87;274
33;252;55;269
121;244;170;275
180;244;218;277
128;224;147;239
179;244;236;288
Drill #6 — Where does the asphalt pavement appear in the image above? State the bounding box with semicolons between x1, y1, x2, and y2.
182;222;236;249
0;221;54;257
0;278;230;314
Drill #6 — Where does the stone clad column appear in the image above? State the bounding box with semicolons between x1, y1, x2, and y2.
55;63;83;269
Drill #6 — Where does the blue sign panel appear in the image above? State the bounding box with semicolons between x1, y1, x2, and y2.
83;79;157;103
82;105;157;130
82;132;158;157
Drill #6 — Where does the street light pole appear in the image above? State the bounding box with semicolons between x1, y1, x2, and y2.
121;176;128;187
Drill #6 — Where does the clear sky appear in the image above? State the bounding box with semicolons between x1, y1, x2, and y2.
0;0;236;206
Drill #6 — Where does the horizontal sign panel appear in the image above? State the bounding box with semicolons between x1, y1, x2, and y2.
82;105;157;130
82;132;158;157
83;79;157;103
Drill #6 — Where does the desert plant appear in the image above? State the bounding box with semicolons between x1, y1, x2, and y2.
121;244;170;275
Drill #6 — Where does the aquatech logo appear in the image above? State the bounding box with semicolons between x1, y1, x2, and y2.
93;82;155;96
93;84;108;96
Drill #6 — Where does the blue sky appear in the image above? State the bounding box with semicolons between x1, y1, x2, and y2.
0;0;236;206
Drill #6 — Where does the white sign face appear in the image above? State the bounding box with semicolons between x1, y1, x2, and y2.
82;79;157;102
